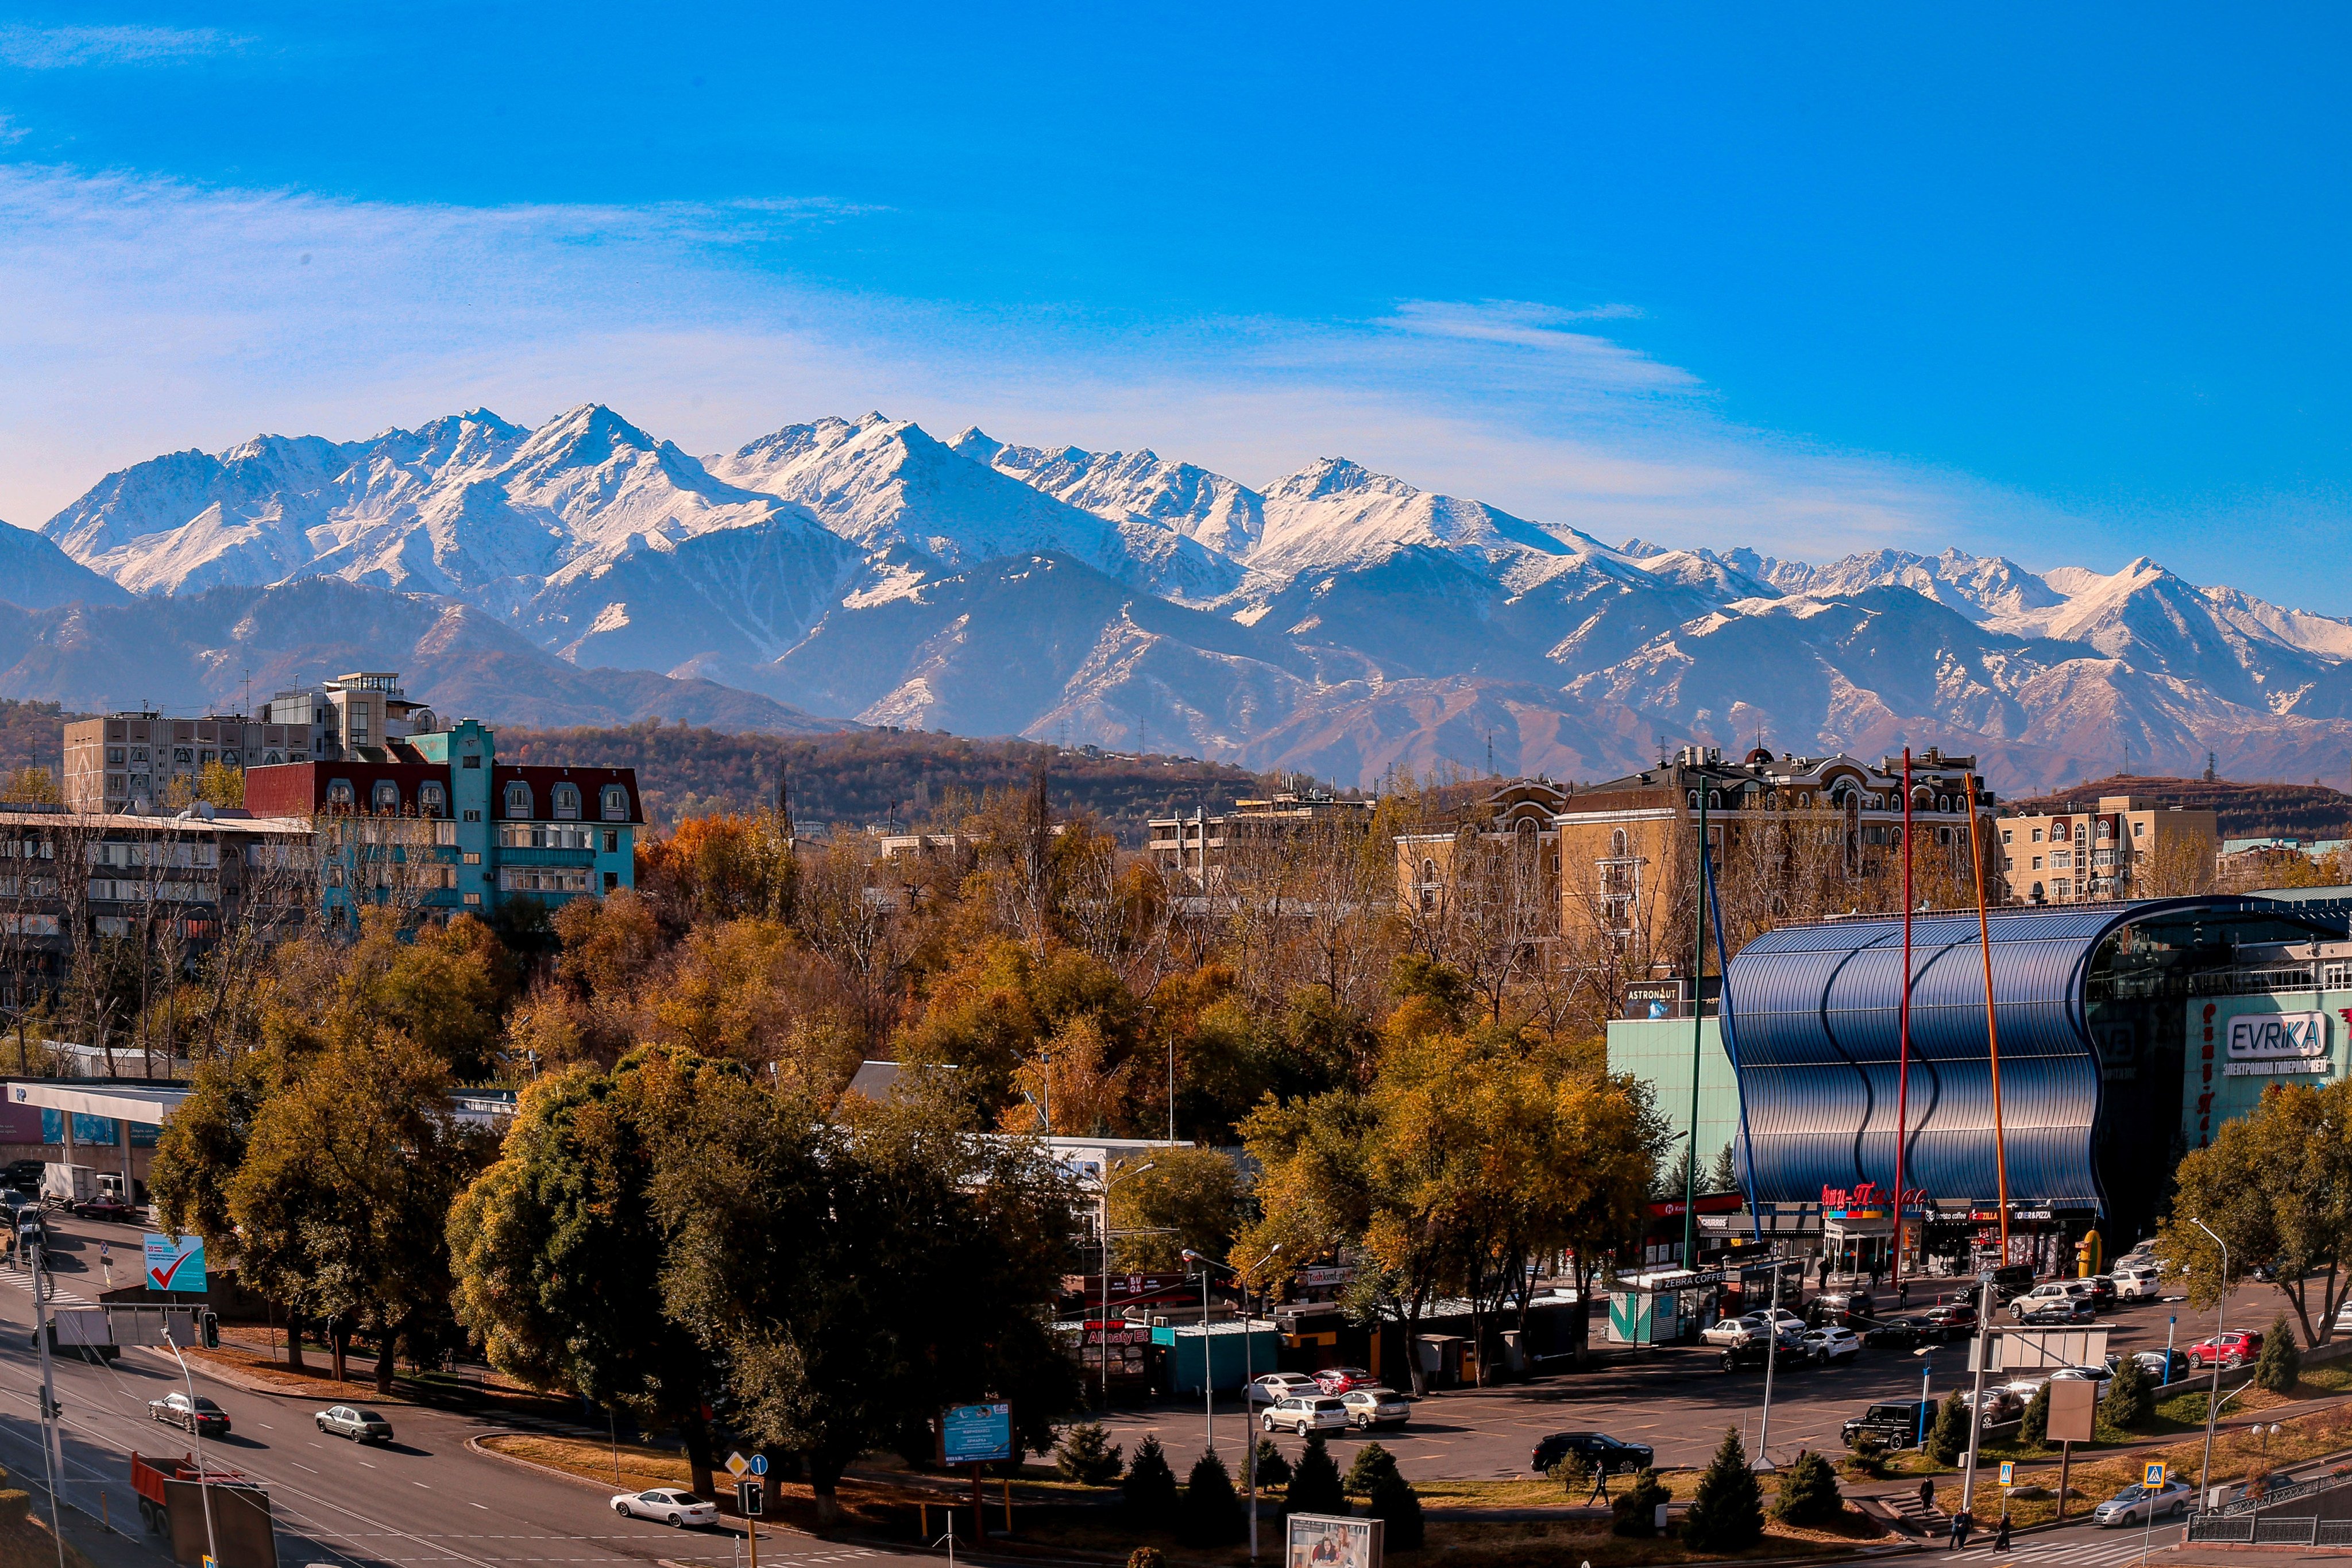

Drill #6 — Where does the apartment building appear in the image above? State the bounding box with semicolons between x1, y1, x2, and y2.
1995;794;2219;903
1394;778;1569;921
1146;789;1377;894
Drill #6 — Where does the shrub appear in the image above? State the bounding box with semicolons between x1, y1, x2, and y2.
1287;1431;1347;1516
1928;1390;1970;1466
1056;1422;1123;1485
1366;1468;1425;1550
1841;1431;1886;1480
2257;1315;2302;1395
1253;1436;1293;1494
1552;1446;1596;1499
1126;1551;1164;1568
1679;1428;1763;1552
1345;1443;1400;1498
1177;1450;1246;1546
1773;1448;1845;1528
1123;1434;1179;1526
2021;1381;2052;1447
2103;1355;2156;1428
1612;1469;1673;1538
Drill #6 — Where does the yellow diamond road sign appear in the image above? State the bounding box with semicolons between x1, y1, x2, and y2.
726;1451;750;1480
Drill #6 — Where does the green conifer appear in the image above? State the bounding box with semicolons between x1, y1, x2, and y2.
1366;1468;1425;1550
1345;1442;1400;1497
1123;1434;1179;1526
1928;1389;1971;1466
1679;1427;1764;1551
2257;1314;2301;1395
1287;1431;1347;1516
1177;1450;1245;1546
1612;1468;1673;1538
2021;1381;2052;1447
2102;1355;2156;1428
1056;1422;1123;1485
1772;1448;1844;1528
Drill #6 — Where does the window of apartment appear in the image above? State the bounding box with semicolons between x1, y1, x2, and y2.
106;748;124;765
261;751;283;766
419;782;447;817
2134;821;2146;837
2002;829;2013;844
2004;857;2015;871
105;774;125;797
2055;879;2073;897
2032;881;2045;900
327;779;355;807
462;809;481;822
462;851;481;865
130;774;150;793
604;872;619;894
2075;824;2088;843
370;780;399;813
173;748;193;764
197;750;215;766
129;747;148;763
220;751;238;767
2032;856;2044;870
552;783;581;820
601;785;629;821
505;782;531;819
2032;828;2044;843
463;892;481;906
462;752;481;769
597;828;616;853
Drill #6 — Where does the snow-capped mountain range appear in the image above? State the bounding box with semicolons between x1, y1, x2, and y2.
20;403;2352;794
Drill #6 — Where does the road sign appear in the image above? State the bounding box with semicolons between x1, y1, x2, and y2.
2145;1461;2167;1488
941;1402;1013;1465
736;1480;764;1517
747;1455;768;1477
725;1450;750;1480
142;1233;206;1293
1999;1462;2014;1486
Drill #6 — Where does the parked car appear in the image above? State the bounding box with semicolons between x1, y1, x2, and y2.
1988;1262;2037;1299
1808;1289;1874;1328
2092;1480;2193;1528
1745;1308;1808;1346
1700;1316;1762;1347
70;1194;134;1223
2191;1330;2264;1368
1841;1399;1938;1449
2134;1348;2193;1384
1960;1388;2022;1424
1311;1366;1378;1395
1717;1339;1778;1373
611;1490;716;1528
2079;1276;2118;1311
148;1392;228;1436
1262;1395;1351;1436
1248;1373;1322;1407
1861;1316;1924;1350
2112;1264;2164;1300
1530;1432;1655;1477
2050;1362;2115;1387
2016;1296;2097;1326
314;1405;393;1442
1339;1387;1410;1429
2;1161;43;1194
1802;1326;1863;1364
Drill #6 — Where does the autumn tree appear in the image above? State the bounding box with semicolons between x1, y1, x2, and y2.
1106;1146;1243;1271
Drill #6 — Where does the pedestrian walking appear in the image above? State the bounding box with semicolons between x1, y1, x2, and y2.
1995;1511;2011;1551
1898;1277;1911;1306
1587;1465;1611;1506
1953;1509;1973;1550
1918;1477;1935;1515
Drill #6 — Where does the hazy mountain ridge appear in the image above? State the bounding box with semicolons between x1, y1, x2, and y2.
30;404;2352;793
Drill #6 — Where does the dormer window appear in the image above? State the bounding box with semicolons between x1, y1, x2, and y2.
552;783;581;820
505;781;532;820
601;785;629;821
419;782;447;817
371;780;400;813
327;779;355;808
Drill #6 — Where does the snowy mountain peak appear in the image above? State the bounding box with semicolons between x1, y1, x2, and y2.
1264;456;1411;504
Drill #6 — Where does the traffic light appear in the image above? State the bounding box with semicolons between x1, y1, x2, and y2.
199;1311;219;1349
736;1480;763;1517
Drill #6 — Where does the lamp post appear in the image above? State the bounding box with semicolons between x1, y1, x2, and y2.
1098;1161;1155;1412
2191;1218;2229;1507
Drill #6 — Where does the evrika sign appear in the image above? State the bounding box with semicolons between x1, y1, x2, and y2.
2229;1012;2328;1060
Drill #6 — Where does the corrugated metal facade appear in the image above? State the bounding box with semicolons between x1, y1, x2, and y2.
1724;899;2247;1211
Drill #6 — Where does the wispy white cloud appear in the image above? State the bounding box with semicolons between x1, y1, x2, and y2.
0;24;242;68
0;160;2071;573
0;115;25;146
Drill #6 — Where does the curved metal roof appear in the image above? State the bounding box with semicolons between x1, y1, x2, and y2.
1720;896;2324;1211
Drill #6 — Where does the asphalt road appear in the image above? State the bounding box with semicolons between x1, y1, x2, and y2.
1094;1279;2278;1482
0;1212;924;1568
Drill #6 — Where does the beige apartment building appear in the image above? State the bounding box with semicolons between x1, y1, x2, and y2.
1995;793;2218;903
1146;788;1376;894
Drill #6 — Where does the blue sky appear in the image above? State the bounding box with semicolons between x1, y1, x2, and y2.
1;5;2347;607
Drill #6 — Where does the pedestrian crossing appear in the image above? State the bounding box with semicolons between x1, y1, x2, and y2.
1941;1533;2173;1565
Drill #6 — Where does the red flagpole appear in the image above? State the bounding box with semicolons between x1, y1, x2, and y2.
1894;748;1913;1294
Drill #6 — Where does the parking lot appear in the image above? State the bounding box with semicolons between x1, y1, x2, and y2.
1087;1275;2272;1482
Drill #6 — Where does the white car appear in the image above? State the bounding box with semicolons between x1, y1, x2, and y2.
612;1489;717;1528
1261;1395;1351;1435
2112;1264;2164;1300
1701;1316;1760;1347
2010;1281;2091;1320
1248;1373;1321;1407
2092;1480;2192;1528
1802;1326;1861;1363
1339;1387;1410;1428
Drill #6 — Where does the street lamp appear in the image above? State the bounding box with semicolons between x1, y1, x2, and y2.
2191;1217;2229;1507
1097;1161;1156;1412
1187;1245;1282;1563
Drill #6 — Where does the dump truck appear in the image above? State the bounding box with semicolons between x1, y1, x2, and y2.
130;1451;277;1568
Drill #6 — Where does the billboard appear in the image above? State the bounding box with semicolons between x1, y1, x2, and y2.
940;1403;1013;1465
142;1233;207;1293
1288;1513;1382;1568
2225;1011;2329;1075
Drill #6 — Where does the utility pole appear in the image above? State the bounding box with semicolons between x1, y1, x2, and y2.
30;1239;64;1568
1960;1273;1997;1514
1683;761;1709;1267
2192;1218;2229;1505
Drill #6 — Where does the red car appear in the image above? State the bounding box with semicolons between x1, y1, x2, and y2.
1312;1366;1378;1394
2189;1330;2264;1369
71;1195;133;1222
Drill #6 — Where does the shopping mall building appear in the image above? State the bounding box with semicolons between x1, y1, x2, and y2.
1612;890;2352;1276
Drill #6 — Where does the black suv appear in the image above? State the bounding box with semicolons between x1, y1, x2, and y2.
1717;1338;1779;1373
1988;1263;2036;1300
1808;1289;1875;1328
1841;1399;1938;1450
1531;1432;1655;1476
2;1161;40;1195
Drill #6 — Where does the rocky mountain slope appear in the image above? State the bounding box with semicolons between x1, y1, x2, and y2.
27;405;2352;793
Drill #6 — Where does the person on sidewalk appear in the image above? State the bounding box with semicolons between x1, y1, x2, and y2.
1995;1511;2011;1551
1586;1466;1611;1506
1950;1508;1973;1550
1918;1477;1935;1516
